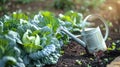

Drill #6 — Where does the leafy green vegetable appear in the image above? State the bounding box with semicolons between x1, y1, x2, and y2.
57;11;84;45
59;11;83;31
36;11;60;33
22;29;42;53
41;52;61;64
0;36;15;59
29;44;56;60
0;11;86;67
0;56;17;67
0;12;28;32
0;31;21;66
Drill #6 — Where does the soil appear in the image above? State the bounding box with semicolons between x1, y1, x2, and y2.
44;42;120;67
0;0;120;67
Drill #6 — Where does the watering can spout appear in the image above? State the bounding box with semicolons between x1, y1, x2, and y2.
60;27;86;47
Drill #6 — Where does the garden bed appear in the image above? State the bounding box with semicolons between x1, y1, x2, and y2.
44;18;120;67
0;0;120;67
45;0;120;66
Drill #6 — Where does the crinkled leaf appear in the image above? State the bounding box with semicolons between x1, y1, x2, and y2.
0;36;16;59
40;26;52;36
23;44;43;53
0;56;17;67
41;52;61;64
29;44;56;60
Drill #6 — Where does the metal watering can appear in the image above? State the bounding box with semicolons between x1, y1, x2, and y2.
60;14;109;54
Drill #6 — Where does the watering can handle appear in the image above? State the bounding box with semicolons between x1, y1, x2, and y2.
82;14;109;41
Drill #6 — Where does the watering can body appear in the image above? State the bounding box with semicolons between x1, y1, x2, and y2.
60;14;109;54
81;27;107;54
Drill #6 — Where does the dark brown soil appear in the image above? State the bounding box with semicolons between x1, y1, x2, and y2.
45;42;120;67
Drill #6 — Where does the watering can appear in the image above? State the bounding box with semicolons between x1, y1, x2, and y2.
60;14;109;54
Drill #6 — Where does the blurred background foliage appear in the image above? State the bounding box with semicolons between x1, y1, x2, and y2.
53;0;75;10
53;0;106;13
0;0;106;16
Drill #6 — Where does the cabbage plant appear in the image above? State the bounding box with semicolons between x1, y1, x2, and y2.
0;11;84;67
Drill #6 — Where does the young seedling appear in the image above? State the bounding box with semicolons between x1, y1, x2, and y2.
107;42;116;51
60;50;64;55
89;58;94;61
75;60;82;65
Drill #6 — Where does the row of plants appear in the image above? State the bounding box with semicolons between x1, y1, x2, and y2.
0;11;84;67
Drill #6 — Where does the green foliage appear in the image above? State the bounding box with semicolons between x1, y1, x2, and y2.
0;0;32;13
107;42;116;50
0;31;20;66
54;0;75;10
0;12;28;32
0;0;8;13
60;11;83;26
53;0;105;12
0;56;17;67
0;0;8;4
78;0;106;13
0;37;15;59
12;12;28;20
39;11;60;33
16;0;33;4
59;11;83;32
107;41;120;51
